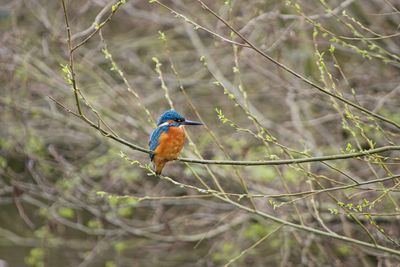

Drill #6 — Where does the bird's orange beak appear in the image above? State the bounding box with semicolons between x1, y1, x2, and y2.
183;120;203;126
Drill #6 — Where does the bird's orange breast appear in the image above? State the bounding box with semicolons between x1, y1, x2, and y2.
154;126;186;161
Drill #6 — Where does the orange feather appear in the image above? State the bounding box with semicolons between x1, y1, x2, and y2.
153;126;185;174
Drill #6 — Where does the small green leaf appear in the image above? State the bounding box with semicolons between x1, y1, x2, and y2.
114;242;127;253
58;207;74;219
96;191;107;197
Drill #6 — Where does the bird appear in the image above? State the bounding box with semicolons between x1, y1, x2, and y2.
149;109;203;175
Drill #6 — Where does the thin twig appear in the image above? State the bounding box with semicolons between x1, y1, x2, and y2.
224;224;284;266
152;0;250;48
61;0;82;115
71;0;125;52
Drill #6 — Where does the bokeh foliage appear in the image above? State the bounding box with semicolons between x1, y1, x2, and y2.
1;0;400;266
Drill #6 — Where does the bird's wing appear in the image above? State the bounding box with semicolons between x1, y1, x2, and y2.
149;126;168;160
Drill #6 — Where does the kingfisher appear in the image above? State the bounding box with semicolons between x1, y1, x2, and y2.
149;110;203;175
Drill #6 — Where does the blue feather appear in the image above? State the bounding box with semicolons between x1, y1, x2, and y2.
149;125;169;160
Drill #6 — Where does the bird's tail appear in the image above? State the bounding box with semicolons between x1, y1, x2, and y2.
153;157;166;175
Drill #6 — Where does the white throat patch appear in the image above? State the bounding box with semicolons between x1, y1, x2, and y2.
158;121;185;128
158;122;169;127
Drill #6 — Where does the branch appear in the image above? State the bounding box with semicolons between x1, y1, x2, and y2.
260;174;400;199
178;146;400;166
215;194;400;257
152;0;249;48
224;224;284;266
71;0;126;52
46;100;400;167
49;99;400;167
61;0;82;115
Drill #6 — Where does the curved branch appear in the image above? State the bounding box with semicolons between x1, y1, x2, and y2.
48;98;400;168
178;146;400;166
260;173;400;199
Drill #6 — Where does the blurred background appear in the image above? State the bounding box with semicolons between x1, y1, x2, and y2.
1;0;400;266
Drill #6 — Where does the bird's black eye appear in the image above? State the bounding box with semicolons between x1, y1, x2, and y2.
176;118;184;122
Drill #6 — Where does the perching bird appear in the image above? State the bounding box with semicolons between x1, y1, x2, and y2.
149;110;203;175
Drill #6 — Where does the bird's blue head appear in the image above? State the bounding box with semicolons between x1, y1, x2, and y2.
157;110;203;127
